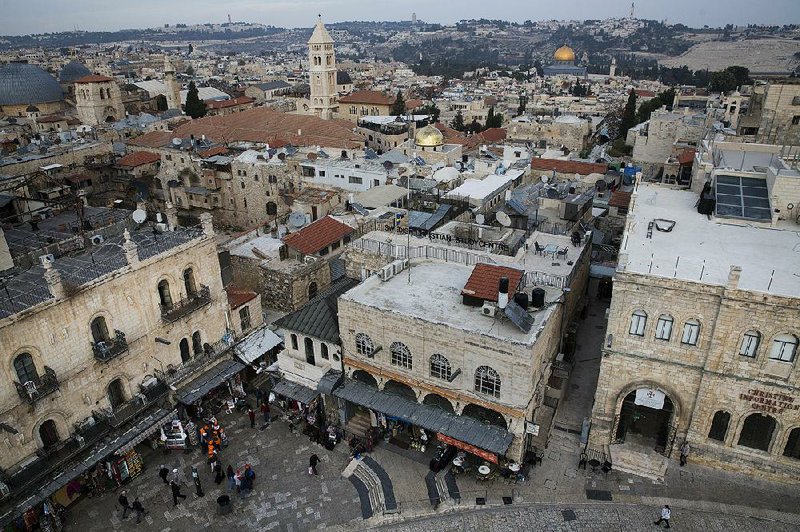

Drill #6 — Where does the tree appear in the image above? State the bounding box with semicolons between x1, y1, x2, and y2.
391;90;406;116
451;109;465;131
485;106;502;129
184;81;206;119
725;66;750;88
185;65;195;76
619;89;638;140
418;102;440;123
709;70;737;94
188;43;194;54
516;94;528;117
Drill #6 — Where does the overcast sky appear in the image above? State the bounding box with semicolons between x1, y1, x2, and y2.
1;0;798;35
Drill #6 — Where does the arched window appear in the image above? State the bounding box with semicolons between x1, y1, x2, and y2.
39;420;60;449
738;413;776;451
474;366;501;398
179;338;191;363
308;282;318;300
13;353;38;384
90;316;110;344
784;427;800;460
321;344;329;360
291;334;298;350
305;337;315;365
770;333;798;362
157;280;172;307
192;331;203;356
681;319;701;346
430;354;451;380
708;411;730;442
183;268;197;298
739;330;761;358
390;341;412;369
355;333;374;357
654;314;673;340
266;201;277;215
107;378;126;409
629;310;647;336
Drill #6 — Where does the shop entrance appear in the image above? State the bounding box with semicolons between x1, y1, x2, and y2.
614;389;674;453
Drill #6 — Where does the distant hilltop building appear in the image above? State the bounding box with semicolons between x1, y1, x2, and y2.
542;45;587;78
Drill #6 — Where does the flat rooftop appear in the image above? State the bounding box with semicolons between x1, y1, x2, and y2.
340;260;564;344
622;183;800;298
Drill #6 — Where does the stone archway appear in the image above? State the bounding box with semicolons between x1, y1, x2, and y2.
422;393;454;413
612;386;677;455
352;369;378;388
462;403;507;430
383;380;416;401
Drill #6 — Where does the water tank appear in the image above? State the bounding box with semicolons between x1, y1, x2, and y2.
514;292;529;309
531;288;546;309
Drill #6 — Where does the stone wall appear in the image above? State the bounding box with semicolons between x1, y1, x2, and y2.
231;255;331;312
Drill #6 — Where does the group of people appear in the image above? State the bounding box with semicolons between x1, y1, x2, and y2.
117;490;147;523
225;463;257;495
199;418;227;460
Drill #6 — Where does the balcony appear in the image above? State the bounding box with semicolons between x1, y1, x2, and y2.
14;366;59;404
161;285;211;322
92;330;129;362
106;380;169;427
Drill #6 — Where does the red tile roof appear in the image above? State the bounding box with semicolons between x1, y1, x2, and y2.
480;128;507;143
37;114;67;123
634;89;656;98
172;107;362;149
282;216;353;255
198;146;229;158
530;158;607;176
74;74;115;83
461;263;524;303
227;287;258;309
128;130;174;148
117;151;161;168
205;96;255;110
609;190;632;209
678;148;696;165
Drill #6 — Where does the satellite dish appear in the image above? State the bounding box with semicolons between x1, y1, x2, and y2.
596;180;608;192
496;211;511;227
540;175;549;183
288;212;306;228
171;138;182;146
475;213;485;225
132;209;147;224
277;153;286;161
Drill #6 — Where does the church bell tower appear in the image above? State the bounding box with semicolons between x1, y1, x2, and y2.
308;16;338;120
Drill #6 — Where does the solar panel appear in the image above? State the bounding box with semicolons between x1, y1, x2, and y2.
714;175;771;221
351;202;369;216
504;300;534;333
507;198;527;215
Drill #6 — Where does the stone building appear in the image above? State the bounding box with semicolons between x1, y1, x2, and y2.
508;115;593;153
628;108;706;180
307;17;339;120
74;74;125;125
163;56;181;111
0;62;65;117
736;79;800;146
335;229;591;462
589;178;800;483
542;45;587;78
0;215;228;478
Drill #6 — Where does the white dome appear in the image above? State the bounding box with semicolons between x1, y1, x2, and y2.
432;166;460;183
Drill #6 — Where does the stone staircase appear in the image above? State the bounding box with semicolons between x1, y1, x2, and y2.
344;412;372;438
342;455;397;518
609;443;669;482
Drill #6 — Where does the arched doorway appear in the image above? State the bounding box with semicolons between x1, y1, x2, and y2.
422;393;454;413
614;388;675;454
383;380;416;401
39;420;60;450
352;370;377;388
308;282;318;300
192;331;203;356
462;404;507;430
107;378;126;409
157;280;172;307
179;338;191;363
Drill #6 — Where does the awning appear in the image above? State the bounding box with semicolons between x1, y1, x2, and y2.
317;369;343;395
111;408;177;455
333;378;514;456
235;327;283;364
272;379;319;404
590;264;617;278
176;358;245;405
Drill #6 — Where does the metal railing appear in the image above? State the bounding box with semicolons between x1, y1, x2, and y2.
160;285;211;322
14;366;59;404
91;330;129;362
157;334;234;386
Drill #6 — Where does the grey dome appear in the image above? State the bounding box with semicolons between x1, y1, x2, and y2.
0;62;63;106
59;60;91;83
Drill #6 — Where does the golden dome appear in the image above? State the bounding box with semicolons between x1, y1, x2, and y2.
554;45;576;62
414;124;444;147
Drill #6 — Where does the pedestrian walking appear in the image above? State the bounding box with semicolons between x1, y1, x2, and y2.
158;464;169;484
131;497;146;524
214;461;225;484
244;464;255;488
226;465;236;492
679;441;690;467
234;468;242;495
309;454;320;476
117;490;131;519
170;480;187;506
260;401;270;425
248;407;256;428
654;505;671;528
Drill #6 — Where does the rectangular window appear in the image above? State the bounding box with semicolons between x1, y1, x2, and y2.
239;306;251;331
770;336;798;362
793;116;800;126
739;332;759;358
655;316;673;340
349;176;363;184
681;321;700;346
629;312;647;336
318;170;326;177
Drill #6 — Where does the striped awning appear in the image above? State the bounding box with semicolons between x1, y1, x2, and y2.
113;409;177;455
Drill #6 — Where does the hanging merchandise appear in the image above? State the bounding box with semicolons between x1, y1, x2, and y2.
124;450;143;480
162;419;187;450
185;420;199;447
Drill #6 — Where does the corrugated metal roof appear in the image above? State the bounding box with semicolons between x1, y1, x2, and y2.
175;359;245;405
272;379;318;404
333;378;513;455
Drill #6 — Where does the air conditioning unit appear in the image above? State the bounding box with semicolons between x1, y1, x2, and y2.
481;302;496;317
38;254;55;266
304;255;316;264
23;381;38;399
155;223;168;232
134;393;147;405
90;234;104;245
391;258;409;275
379;264;395;281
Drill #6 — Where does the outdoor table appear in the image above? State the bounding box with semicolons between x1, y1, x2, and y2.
453;456;464;467
508;463;521;472
588;458;601;472
542;244;559;258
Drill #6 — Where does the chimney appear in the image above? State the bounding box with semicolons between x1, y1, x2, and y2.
497;277;509;310
165;201;178;230
122;229;139;264
200;213;215;237
727;265;742;290
42;255;66;299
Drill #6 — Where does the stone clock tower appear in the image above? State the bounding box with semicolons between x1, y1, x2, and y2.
308;16;338;120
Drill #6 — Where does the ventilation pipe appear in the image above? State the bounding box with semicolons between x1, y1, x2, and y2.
497;277;509;310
